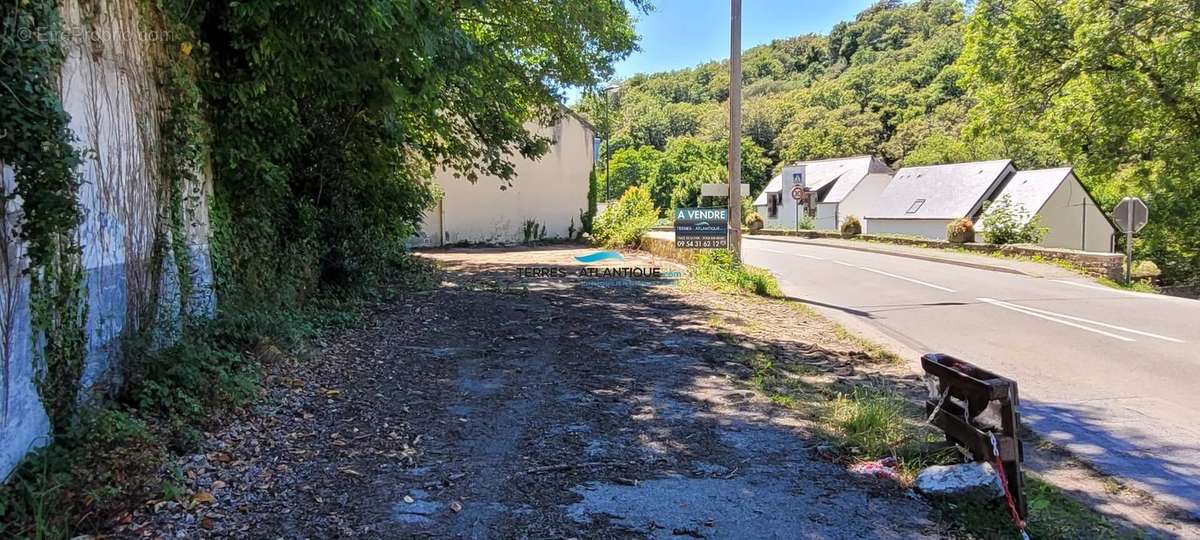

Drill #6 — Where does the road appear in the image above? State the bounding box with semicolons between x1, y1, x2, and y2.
742;236;1200;518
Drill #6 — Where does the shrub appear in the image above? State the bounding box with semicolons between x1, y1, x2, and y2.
980;195;1047;245
691;249;782;297
592;186;659;248
841;215;863;236
745;211;764;231
796;213;816;230
1131;260;1161;280
946;217;974;243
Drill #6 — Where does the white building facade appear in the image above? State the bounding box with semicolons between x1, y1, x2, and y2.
412;113;596;246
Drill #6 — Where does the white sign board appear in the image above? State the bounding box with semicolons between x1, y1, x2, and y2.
782;165;806;188
700;183;750;197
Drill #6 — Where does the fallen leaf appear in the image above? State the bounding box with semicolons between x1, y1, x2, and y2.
211;480;227;490
339;467;363;477
200;517;214;530
403;495;415;504
450;501;463;513
192;491;216;505
180;41;193;56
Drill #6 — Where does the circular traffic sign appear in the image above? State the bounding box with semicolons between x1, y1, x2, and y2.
790;185;805;201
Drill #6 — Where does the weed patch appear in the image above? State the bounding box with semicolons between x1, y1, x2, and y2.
690;249;782;297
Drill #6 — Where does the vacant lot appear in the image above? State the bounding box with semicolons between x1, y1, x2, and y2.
131;245;954;538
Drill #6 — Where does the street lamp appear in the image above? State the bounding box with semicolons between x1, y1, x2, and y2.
603;84;620;202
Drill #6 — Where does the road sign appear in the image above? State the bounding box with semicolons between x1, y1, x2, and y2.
1114;197;1148;234
674;207;728;249
790;185;805;201
783;165;806;189
1114;197;1149;284
700;183;750;197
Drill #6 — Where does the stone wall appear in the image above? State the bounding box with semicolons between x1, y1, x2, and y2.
0;0;215;479
752;229;1126;281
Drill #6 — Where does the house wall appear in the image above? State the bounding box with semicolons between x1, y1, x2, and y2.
413;114;594;246
1035;175;1115;252
863;218;952;240
838;174;892;227
1;0;215;480
815;204;838;230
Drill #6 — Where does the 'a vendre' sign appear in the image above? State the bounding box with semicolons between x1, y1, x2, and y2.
674;207;727;249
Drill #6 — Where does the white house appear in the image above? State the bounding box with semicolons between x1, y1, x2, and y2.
981;167;1115;252
865;159;1015;239
752;156;892;230
411;112;596;246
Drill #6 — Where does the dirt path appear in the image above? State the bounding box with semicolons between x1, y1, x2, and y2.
131;246;942;539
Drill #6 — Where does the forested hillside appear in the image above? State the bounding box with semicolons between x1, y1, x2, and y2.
577;0;1198;285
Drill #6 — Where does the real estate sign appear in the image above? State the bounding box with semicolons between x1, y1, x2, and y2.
674;207;728;249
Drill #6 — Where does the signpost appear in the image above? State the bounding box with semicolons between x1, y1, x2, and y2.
675;207;729;249
785;165;806;232
1113;197;1149;284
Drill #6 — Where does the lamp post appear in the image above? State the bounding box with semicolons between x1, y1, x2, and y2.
603;84;620;203
728;0;743;260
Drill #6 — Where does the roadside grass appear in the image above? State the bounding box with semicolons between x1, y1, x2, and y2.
935;475;1139;539
687;249;782;297
0;256;437;538
737;347;1137;538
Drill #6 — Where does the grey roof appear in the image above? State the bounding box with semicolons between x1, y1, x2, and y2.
867;160;1014;220
984;167;1072;223
753;156;882;206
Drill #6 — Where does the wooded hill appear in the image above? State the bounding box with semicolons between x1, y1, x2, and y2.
576;0;1199;285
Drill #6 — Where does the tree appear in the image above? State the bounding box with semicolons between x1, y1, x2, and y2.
959;0;1200;282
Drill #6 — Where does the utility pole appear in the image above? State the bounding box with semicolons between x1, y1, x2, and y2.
728;0;743;260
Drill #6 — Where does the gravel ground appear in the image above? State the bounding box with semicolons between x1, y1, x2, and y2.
123;245;945;539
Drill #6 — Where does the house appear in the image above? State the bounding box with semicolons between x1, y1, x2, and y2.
981;167;1115;252
411;112;596;246
864;159;1015;239
752;156;892;230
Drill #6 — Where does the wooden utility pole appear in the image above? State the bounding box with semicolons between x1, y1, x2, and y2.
728;0;743;260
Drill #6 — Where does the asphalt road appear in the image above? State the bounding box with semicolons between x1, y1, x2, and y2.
742;236;1200;518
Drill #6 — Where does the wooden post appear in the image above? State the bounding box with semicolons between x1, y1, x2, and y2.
728;0;742;260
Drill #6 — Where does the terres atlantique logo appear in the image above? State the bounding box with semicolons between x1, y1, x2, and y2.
574;251;624;263
514;250;682;282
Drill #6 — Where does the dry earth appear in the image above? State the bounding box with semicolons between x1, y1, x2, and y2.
124;245;948;539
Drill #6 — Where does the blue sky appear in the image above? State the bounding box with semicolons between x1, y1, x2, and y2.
565;0;876;102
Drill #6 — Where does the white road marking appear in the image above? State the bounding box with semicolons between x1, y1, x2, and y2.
1052;279;1195;304
833;261;956;292
990;299;1185;343
978;297;1136;342
748;245;826;260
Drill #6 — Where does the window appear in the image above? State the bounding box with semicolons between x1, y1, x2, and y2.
906;199;926;214
768;193;779;218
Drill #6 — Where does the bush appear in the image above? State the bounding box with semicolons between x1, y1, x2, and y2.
980;195;1047;245
691;249;782;297
946;217;974;243
796;213;816;230
745;211;764;231
592;186;659;248
841;216;862;236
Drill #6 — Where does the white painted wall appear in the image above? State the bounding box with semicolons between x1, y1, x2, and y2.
1035;175;1115;252
863;218;952;240
837;174;892;228
413;114;594;246
1;0;216;479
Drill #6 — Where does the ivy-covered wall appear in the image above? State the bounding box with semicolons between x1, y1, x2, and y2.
0;0;215;479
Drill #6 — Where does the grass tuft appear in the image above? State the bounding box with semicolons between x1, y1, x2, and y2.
690;249;783;297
